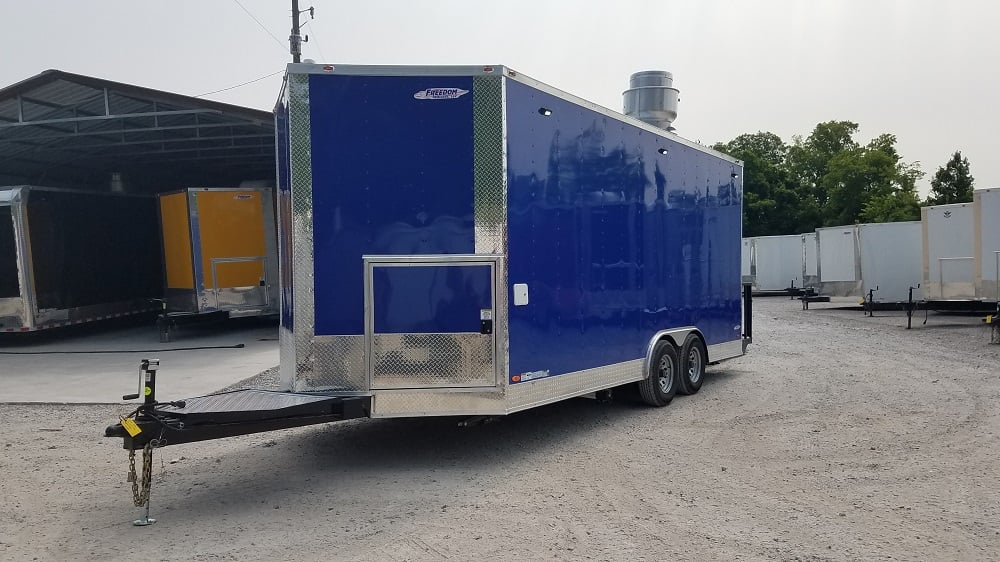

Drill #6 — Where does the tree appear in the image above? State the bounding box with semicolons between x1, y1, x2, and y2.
713;132;804;236
823;134;922;225
926;151;974;205
787;121;860;212
716;121;925;233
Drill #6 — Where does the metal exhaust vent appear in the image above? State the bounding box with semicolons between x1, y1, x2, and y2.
623;70;679;132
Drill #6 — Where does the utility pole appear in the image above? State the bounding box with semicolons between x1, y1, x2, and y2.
290;0;302;63
289;1;315;63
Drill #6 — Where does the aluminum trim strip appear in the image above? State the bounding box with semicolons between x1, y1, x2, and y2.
287;63;508;77
707;340;744;363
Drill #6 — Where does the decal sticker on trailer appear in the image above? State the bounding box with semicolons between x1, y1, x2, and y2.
413;88;469;100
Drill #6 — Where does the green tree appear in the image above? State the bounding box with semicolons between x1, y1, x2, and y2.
713;132;803;236
823;134;922;225
787;120;860;214
926;151;974;205
718;121;925;233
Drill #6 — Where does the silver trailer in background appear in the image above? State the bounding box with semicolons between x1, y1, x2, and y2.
816;225;861;296
802;232;818;287
745;234;803;292
974;188;1000;301
858;221;922;303
922;203;975;300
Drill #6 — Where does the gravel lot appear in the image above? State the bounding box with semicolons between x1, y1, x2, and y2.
2;298;999;561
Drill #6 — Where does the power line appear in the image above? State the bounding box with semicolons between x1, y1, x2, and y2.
194;69;285;98
304;19;327;61
231;0;286;51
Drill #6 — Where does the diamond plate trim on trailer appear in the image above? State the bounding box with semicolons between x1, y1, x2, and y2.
472;75;510;397
311;335;368;391
371;389;506;418
371;332;494;389
286;72;322;390
472;75;506;256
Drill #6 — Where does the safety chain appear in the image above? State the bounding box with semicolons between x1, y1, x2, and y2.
127;443;154;507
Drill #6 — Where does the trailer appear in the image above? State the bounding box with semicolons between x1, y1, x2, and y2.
974;188;1000;302
744;234;803;294
808;221;923;308
802;232;818;287
816;224;861;296
922;202;976;300
106;64;750;521
857;221;922;304
156;187;278;340
0;186;162;332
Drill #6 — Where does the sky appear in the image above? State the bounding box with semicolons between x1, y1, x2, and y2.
1;0;996;197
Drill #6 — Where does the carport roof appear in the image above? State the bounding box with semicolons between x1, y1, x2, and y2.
0;69;275;192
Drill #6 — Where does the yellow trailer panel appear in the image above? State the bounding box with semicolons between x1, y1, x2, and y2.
158;192;194;290
193;190;266;289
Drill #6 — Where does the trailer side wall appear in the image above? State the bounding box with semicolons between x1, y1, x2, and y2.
160;192;194;290
504;79;742;382
751;235;802;291
25;190;162;310
858;221;921;302
975;189;1000;300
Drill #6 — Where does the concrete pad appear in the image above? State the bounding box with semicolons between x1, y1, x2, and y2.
0;317;278;403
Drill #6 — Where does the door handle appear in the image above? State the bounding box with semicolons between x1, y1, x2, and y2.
480;309;493;335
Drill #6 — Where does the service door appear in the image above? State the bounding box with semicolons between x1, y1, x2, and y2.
365;255;498;390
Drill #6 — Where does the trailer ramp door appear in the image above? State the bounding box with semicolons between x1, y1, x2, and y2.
365;256;498;390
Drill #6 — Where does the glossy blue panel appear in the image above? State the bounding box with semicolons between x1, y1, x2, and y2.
275;98;293;330
373;265;492;333
307;74;477;336
505;79;743;381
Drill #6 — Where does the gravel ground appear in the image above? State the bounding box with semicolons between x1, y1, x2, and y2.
1;298;999;561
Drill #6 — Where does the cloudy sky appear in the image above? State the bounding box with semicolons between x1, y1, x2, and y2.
1;1;995;196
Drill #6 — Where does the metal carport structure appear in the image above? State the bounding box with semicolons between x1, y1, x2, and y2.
0;69;274;192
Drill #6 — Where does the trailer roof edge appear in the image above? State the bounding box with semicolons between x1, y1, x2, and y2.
284;63;743;167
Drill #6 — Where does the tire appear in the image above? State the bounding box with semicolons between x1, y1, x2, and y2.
637;340;679;407
678;334;706;395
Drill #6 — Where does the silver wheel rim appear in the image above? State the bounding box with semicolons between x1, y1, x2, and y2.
658;354;674;394
687;347;702;383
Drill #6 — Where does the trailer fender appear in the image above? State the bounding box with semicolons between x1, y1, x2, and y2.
642;327;702;380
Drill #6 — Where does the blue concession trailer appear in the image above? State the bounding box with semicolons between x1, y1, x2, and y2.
274;64;747;415
108;64;749;456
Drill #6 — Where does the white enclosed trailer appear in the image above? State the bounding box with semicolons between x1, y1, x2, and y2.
922;203;975;300
746;234;803;292
857;221;922;303
816;225;860;296
802;232;818;287
974;188;1000;301
814;221;922;302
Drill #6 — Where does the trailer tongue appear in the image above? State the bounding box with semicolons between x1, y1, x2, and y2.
105;359;370;525
105;361;369;450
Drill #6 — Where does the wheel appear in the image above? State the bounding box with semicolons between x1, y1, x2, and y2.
637;340;679;407
678;334;706;395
